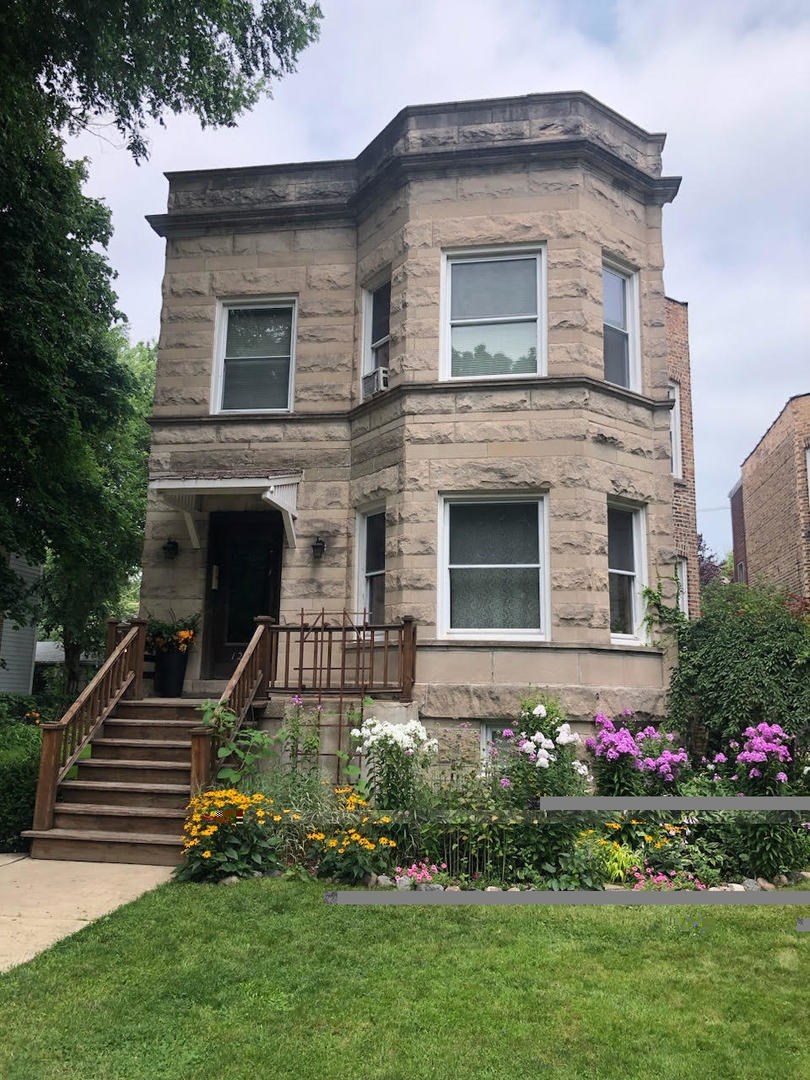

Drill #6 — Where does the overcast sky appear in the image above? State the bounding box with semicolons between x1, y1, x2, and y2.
68;0;810;557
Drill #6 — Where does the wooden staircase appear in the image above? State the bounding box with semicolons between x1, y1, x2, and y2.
24;701;202;866
24;610;418;865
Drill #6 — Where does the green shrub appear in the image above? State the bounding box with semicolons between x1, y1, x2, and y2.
0;723;41;850
668;583;810;743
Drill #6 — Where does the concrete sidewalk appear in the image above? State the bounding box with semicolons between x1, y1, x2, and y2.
0;854;172;971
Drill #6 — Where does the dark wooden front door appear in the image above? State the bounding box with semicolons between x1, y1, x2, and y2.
204;511;283;679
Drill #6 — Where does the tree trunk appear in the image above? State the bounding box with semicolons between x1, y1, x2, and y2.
63;629;82;697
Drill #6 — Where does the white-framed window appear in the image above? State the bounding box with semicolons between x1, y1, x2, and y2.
602;260;640;391
668;380;683;478
439;495;549;639
363;280;391;375
357;508;386;624
480;722;508;764
212;298;296;413
676;556;689;617
607;503;647;641
441;247;545;380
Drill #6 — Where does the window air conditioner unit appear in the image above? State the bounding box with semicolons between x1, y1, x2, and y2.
362;366;389;399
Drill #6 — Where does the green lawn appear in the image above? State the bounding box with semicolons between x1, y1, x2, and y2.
1;881;809;1080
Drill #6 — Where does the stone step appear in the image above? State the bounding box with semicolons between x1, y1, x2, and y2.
91;738;190;763
59;779;190;809
25;828;182;866
76;759;191;786
53;802;187;836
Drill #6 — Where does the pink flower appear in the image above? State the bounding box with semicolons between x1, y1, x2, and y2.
499;777;511;788
776;772;788;783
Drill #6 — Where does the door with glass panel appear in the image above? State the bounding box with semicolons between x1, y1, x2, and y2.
204;511;283;678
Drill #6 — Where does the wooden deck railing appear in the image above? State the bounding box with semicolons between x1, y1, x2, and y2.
266;611;417;700
32;618;147;830
189;612;418;792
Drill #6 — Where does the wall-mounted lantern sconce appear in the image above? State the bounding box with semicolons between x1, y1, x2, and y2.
162;538;180;561
311;536;326;560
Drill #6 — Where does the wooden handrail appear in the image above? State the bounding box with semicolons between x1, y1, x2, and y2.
32;618;148;830
191;616;275;794
218;616;275;728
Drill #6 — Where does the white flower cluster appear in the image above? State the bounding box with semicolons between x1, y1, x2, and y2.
350;716;438;755
555;722;580;747
518;730;556;769
532;703;547;718
572;760;591;779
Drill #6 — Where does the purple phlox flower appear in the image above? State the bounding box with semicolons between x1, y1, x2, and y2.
713;753;727;764
712;774;721;783
748;767;761;779
621;708;634;717
775;772;788;783
499;777;511;788
291;695;303;706
501;728;514;738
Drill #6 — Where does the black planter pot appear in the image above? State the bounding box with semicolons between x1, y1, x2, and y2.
153;650;189;697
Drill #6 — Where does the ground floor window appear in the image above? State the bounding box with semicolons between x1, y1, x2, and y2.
441;497;547;638
359;509;386;623
608;503;646;639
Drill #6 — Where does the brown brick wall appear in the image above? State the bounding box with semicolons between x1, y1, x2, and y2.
738;395;810;598
729;481;747;582
665;299;700;616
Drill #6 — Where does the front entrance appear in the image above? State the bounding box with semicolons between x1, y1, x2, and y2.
204;511;283;679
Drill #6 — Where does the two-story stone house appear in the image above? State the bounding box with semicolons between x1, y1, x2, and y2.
143;91;698;736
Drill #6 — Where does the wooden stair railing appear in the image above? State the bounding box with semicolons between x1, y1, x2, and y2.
190;616;274;793
32;618;147;831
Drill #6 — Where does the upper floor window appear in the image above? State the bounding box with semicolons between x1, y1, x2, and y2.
668;380;683;478
602;262;639;391
444;250;543;380
214;300;296;413
440;497;548;639
608;503;646;641
364;281;391;373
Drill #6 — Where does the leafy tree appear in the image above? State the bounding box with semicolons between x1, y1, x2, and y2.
668;582;810;745
2;0;322;159
0;1;322;619
39;337;156;692
697;533;724;588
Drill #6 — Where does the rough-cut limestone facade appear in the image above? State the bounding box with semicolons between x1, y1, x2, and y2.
143;92;696;726
732;395;810;598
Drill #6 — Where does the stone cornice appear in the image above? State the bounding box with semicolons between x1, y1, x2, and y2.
147;139;680;238
147;375;675;426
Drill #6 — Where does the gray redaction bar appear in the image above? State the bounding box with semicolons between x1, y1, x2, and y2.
530;797;810;811
325;890;810;906
797;918;810;931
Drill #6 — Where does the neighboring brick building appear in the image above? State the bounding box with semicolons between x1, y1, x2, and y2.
142;91;698;729
730;394;810;597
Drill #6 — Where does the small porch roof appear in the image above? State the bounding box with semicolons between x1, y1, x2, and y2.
148;471;301;548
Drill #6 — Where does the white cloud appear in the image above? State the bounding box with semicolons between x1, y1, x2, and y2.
67;0;810;554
